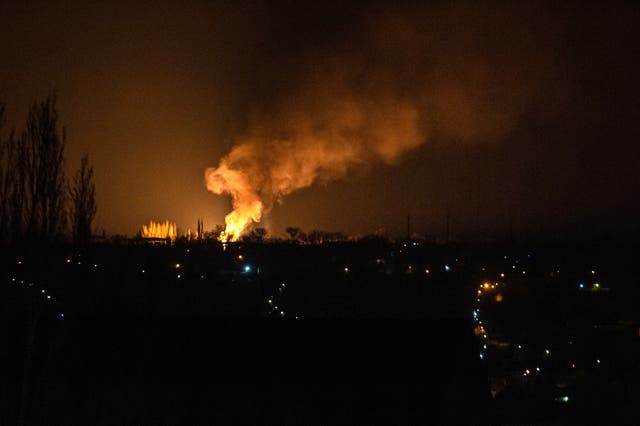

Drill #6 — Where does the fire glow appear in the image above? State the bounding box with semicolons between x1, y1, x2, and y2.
203;7;544;241
205;96;423;241
141;220;177;240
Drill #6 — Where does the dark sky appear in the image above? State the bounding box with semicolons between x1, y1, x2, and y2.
1;1;638;240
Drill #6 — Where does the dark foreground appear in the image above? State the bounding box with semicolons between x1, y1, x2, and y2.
7;317;489;424
2;240;640;424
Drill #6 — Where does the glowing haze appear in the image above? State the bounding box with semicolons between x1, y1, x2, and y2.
205;91;423;241
205;4;558;241
2;2;639;239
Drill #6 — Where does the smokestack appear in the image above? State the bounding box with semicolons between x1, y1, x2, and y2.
407;214;411;242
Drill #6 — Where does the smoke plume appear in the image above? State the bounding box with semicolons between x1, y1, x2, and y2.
205;3;557;241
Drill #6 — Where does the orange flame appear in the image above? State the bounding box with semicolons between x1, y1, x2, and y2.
205;95;422;241
203;7;548;242
205;162;263;242
141;220;177;240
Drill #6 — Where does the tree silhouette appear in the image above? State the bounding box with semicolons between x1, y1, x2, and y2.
70;155;97;245
307;230;325;245
243;227;267;243
0;95;95;246
211;224;225;240
285;226;301;242
0;102;27;245
23;95;67;244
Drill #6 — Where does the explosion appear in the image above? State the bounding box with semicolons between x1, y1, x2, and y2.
141;220;177;240
205;95;422;242
205;161;263;242
204;5;553;241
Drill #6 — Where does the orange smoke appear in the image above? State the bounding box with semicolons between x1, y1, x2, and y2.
205;94;423;241
204;5;555;241
141;220;177;240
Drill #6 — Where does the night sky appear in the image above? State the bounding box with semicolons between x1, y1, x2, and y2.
1;1;638;240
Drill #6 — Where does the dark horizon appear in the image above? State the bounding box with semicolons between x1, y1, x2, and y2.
1;1;638;240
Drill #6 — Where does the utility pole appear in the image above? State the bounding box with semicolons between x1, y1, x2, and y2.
407;214;411;242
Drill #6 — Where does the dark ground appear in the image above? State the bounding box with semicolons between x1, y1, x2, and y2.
2;240;639;424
